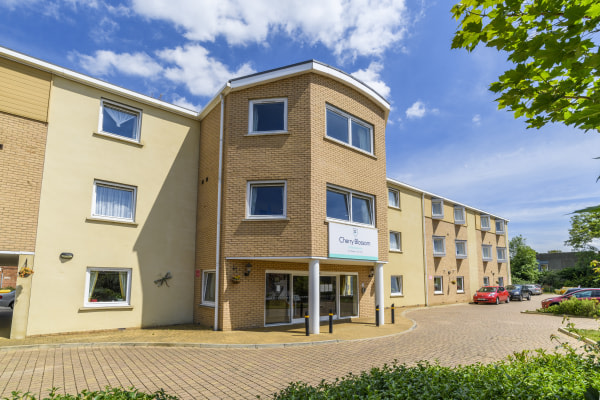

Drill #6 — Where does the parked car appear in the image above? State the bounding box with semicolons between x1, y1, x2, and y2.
473;286;510;304
523;284;542;295
507;284;531;301
0;290;15;309
541;288;600;309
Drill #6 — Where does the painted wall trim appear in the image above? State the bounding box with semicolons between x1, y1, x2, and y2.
0;251;35;255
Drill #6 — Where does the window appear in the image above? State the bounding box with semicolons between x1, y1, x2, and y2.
391;275;403;296
480;215;491;230
483;276;490;286
202;270;216;306
433;236;446;256
85;268;131;307
326;105;373;154
249;98;287;134
455;240;467;258
498;277;504;287
434;276;443;294
247;181;286;218
92;180;136;222
432;199;444;219
388;188;400;208
390;232;402;251
456;276;465;293
326;186;374;226
497;247;507;262
495;219;505;234
454;206;465;224
99;99;141;142
482;245;493;261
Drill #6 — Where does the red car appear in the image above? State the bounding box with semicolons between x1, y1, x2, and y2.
541;288;600;309
473;286;510;304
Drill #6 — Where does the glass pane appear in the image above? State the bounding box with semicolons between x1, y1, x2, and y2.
95;184;134;220
457;277;464;291
351;121;371;152
319;276;336;317
339;275;357;317
326;109;349;143
456;242;465;256
432;201;442;216
390;233;399;250
253;102;284;132
481;217;490;229
434;239;444;254
391;276;402;294
203;272;215;303
88;271;126;303
265;273;290;324
454;207;464;222
250;185;284;216
388;190;399;207
102;105;138;139
434;277;442;292
326;190;349;220
292;276;309;320
352;195;372;224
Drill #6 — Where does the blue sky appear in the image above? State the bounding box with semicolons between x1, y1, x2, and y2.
1;0;599;252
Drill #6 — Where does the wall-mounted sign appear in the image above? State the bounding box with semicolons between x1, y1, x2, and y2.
328;222;378;261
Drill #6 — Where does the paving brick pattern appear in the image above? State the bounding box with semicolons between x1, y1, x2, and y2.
0;298;597;399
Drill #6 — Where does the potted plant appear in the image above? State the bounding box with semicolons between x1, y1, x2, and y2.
231;275;242;284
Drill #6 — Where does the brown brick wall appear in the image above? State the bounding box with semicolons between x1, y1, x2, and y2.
0;111;47;252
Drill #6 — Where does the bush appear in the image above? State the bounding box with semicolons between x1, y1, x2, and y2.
270;349;600;399
5;387;178;400
539;298;600;318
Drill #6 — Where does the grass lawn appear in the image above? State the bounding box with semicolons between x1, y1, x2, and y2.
576;328;600;342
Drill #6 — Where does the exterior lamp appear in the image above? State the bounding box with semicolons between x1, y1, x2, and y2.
60;252;74;260
369;268;374;278
244;263;252;276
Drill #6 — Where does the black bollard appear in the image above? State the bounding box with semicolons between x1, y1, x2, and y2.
305;311;309;336
375;304;380;327
329;309;333;333
391;303;395;324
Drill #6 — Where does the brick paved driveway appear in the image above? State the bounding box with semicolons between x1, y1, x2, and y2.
0;297;597;399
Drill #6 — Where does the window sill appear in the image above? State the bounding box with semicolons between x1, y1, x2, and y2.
93;131;143;147
198;303;215;308
433;292;443;295
388;205;401;210
390;249;403;253
482;259;492;262
86;217;138;227
323;136;377;159
457;291;465;294
481;228;490;231
433;253;445;258
246;131;289;136
456;255;467;259
325;219;375;229
454;221;465;225
243;217;289;222
79;305;133;312
432;215;444;220
391;293;403;297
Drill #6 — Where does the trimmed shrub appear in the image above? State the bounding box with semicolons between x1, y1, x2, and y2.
539;298;600;318
5;387;178;400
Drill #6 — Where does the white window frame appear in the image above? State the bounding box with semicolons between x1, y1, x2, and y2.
202;270;216;307
497;247;507;262
388;188;400;208
454;206;465;225
325;105;374;155
434;276;443;294
246;180;287;219
248;98;288;135
98;99;142;143
482;245;493;261
456;276;465;293
432;198;444;219
480;215;491;230
84;267;132;308
455;240;467;259
483;276;490;286
433;236;446;257
495;219;505;234
391;275;403;296
390;231;402;252
326;184;375;227
91;180;137;223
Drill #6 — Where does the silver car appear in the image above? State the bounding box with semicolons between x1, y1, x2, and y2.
0;290;15;309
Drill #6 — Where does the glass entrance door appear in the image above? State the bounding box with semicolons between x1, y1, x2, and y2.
319;276;337;318
292;276;309;321
265;273;290;324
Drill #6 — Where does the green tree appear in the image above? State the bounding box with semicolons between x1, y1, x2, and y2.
451;0;600;132
565;210;600;250
509;235;540;282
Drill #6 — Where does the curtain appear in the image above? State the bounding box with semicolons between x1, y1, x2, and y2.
105;107;136;128
390;233;399;250
352;121;371;152
95;185;133;219
341;275;354;296
88;271;98;301
204;272;215;302
118;271;127;300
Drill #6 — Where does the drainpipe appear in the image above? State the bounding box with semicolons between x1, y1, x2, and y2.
505;223;511;285
214;93;225;331
421;193;429;306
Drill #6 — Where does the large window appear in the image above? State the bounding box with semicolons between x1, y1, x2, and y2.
456;276;465;293
495;219;505;234
85;268;131;307
202;270;216;306
247;181;286;218
482;245;493;261
497;247;507;262
326;105;373;154
391;275;403;296
455;240;467;258
249;98;287;134
92;180;136;222
388;188;400;208
99;99;141;142
480;215;491;230
433;236;446;256
454;206;465;224
326;186;374;226
434;276;443;294
390;231;402;251
432;199;443;219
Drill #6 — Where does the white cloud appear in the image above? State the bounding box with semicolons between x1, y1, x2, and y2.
130;0;410;58
171;94;201;112
90;17;119;43
157;44;255;97
351;61;391;99
74;50;163;77
405;101;426;119
472;114;481;126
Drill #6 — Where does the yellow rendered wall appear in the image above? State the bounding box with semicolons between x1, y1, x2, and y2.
25;76;200;335
0;57;51;122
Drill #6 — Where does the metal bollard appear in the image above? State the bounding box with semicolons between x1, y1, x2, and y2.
391;303;395;324
375;304;380;327
305;311;309;336
329;309;333;333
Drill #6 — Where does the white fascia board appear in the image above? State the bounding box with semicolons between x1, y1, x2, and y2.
0;251;35;255
0;46;198;119
229;62;314;90
386;177;509;222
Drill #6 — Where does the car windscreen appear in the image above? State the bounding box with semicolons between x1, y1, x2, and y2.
506;285;520;290
478;287;496;292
